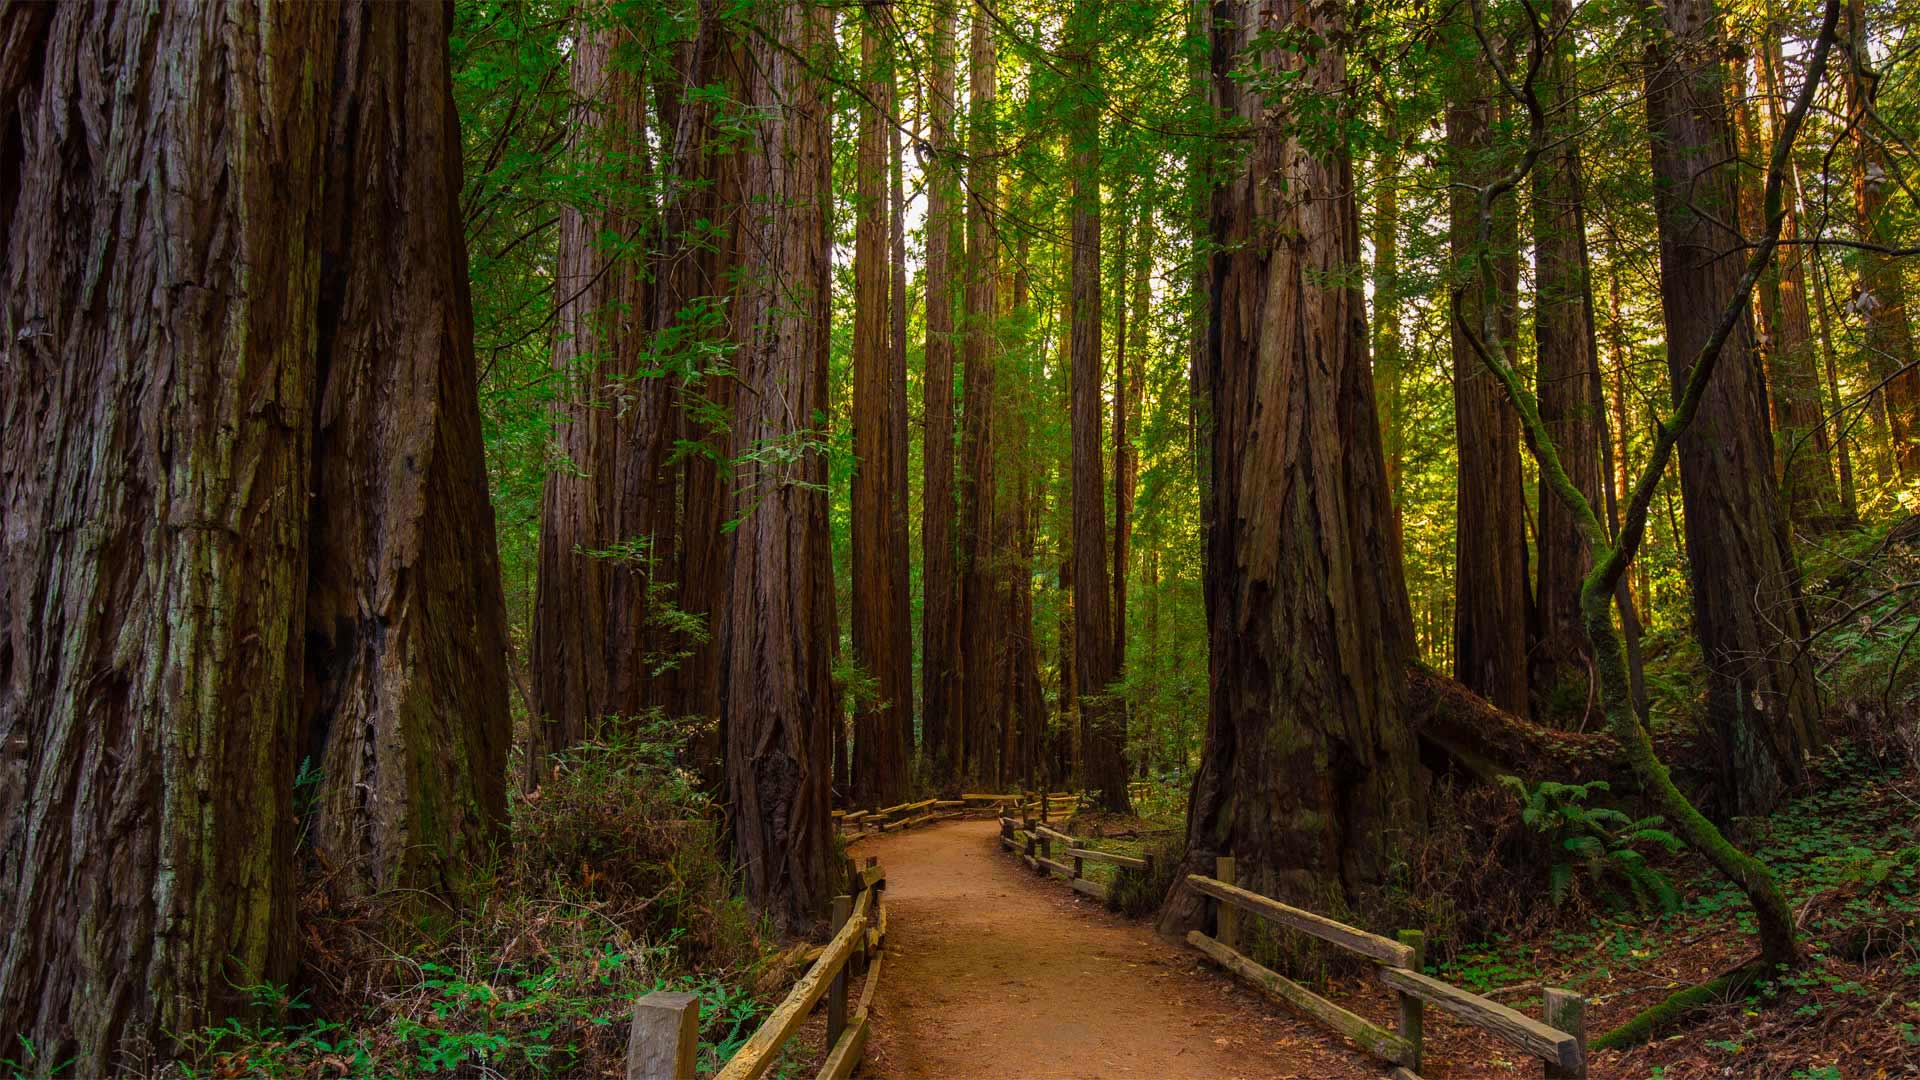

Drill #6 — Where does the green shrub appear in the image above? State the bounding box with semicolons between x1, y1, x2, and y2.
1500;777;1684;912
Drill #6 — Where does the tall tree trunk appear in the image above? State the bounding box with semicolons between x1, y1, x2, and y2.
1114;212;1150;680
1162;0;1422;932
1752;35;1838;520
1068;0;1130;814
889;33;915;769
0;2;510;1066
530;19;644;780
1372;148;1406;532
1845;0;1920;478
1646;0;1823;816
921;0;961;782
1531;0;1607;721
852;1;911;807
957;0;1000;784
719;0;835;928
1447;45;1530;717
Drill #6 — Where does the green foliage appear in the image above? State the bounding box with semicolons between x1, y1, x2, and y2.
1499;777;1684;912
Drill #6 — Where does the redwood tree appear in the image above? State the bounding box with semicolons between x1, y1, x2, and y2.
0;1;509;1066
1530;0;1608;716
1163;0;1423;930
852;1;912;806
718;0;836;928
1447;43;1530;717
1646;0;1823;816
1068;0;1131;813
921;0;961;783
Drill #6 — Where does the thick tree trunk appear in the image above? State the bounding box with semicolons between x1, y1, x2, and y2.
1068;1;1130;814
888;33;915;768
1646;0;1823;816
957;2;1000;784
1530;0;1607;721
718;0;835;929
921;0;961;784
0;2;509;1066
1447;55;1530;718
852;5;911;807
1846;0;1920;477
1162;0;1423;933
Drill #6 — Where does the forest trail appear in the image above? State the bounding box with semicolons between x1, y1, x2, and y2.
853;818;1378;1080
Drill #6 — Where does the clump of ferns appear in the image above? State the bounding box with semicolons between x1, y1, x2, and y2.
1499;777;1686;913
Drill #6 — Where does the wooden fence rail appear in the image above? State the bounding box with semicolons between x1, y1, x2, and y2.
998;815;1150;903
627;857;890;1080
1186;857;1587;1079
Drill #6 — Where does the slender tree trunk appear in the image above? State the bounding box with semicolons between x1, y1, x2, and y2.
1372;148;1406;532
889;34;915;768
921;0;961;782
1808;229;1860;511
1845;0;1920;477
0;2;510;1065
1068;0;1130;814
1752;36;1838;519
719;0;835;928
1448;46;1531;717
1162;0;1422;932
852;1;911;807
1115;212;1151;681
957;0;1001;784
1646;0;1823;816
1531;0;1607;720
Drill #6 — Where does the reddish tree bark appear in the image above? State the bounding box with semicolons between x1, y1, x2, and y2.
1530;0;1607;719
0;1;509;1065
956;1;1001;784
1646;0;1824;816
1448;53;1530;718
718;0;835;928
852;3;912;807
1162;0;1422;932
920;0;961;783
1068;0;1130;813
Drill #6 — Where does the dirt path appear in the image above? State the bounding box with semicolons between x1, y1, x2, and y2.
854;818;1379;1080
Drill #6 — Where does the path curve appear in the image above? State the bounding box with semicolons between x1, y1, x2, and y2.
854;818;1378;1079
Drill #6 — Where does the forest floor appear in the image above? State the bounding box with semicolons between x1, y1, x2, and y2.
853;817;1380;1079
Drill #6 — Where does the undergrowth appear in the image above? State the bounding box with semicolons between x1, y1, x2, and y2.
150;717;778;1080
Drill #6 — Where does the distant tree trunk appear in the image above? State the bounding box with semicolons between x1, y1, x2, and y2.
921;0;961;782
1845;0;1920;478
1646;0;1824;816
1750;37;1838;520
1531;0;1607;720
719;0;835;928
1448;53;1531;717
1808;227;1860;511
957;1;1001;784
1114;213;1150;680
530;20;643;781
852;2;911;807
1068;0;1130;814
1163;0;1423;933
1054;312;1080;788
889;35;915;768
0;1;510;1066
1371;149;1406;530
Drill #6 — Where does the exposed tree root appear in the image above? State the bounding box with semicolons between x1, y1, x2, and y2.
1590;955;1770;1050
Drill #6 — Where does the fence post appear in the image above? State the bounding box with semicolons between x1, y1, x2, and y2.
1072;852;1084;881
828;895;852;1048
626;990;699;1080
1215;855;1238;950
1543;989;1587;1079
1395;929;1426;1072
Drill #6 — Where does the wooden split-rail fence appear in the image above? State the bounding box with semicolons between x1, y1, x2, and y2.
998;815;1151;903
1187;857;1588;1079
836;790;1084;842
625;856;890;1080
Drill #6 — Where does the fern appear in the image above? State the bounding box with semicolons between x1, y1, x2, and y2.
1501;775;1683;913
